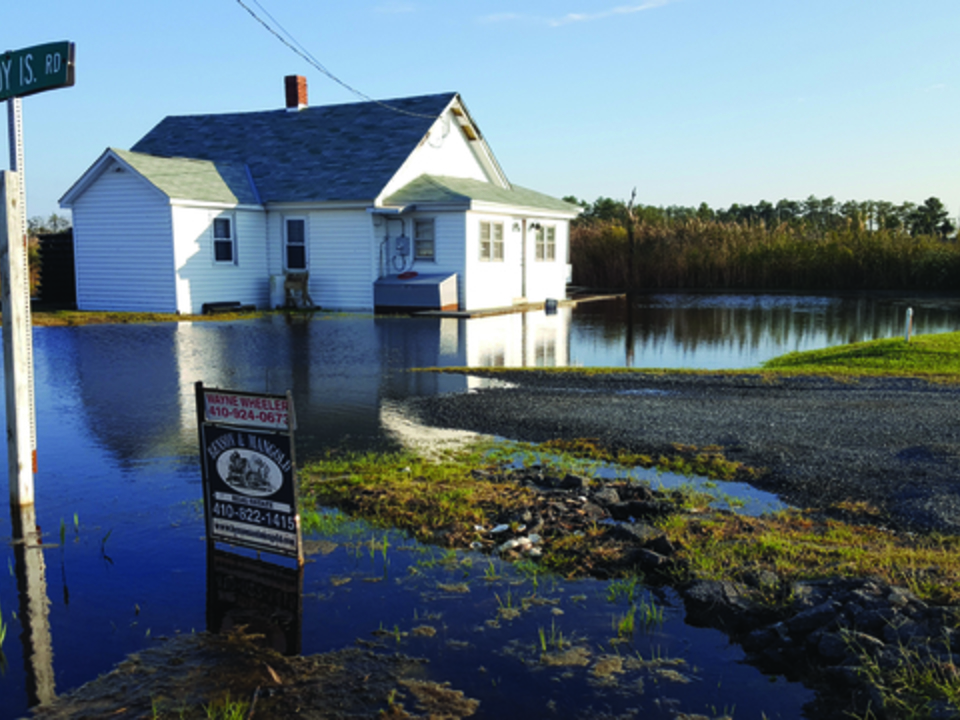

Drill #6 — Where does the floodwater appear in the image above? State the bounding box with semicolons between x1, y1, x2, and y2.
0;294;957;719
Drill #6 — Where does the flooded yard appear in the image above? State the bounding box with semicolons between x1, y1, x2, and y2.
1;294;958;719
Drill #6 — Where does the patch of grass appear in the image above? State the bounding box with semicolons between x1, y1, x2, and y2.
32;309;267;327
848;630;960;719
659;508;960;605
0;599;7;649
538;437;758;481
762;331;960;379
300;508;351;535
538;619;568;652
203;692;250;720
607;576;640;604
300;446;535;545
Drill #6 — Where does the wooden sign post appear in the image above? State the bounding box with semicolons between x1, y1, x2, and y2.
1;171;35;506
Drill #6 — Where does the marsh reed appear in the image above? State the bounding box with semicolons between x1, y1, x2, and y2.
571;220;960;292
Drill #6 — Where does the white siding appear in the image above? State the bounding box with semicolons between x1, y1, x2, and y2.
72;161;176;312
399;211;466;307
524;220;570;303
171;206;268;314
309;210;376;311
380;110;490;200
463;212;523;311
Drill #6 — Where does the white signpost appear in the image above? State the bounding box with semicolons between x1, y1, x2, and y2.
2;41;74;508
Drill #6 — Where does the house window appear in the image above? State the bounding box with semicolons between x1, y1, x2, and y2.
285;217;307;271
535;225;556;262
414;219;435;260
479;221;504;262
213;217;235;264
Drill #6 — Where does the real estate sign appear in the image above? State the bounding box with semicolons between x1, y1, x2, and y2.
0;42;75;102
196;383;302;564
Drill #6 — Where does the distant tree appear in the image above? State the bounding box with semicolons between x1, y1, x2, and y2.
775;199;802;226
696;202;715;222
908;197;954;238
27;213;71;235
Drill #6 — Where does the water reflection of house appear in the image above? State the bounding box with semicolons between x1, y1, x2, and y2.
60;308;573;466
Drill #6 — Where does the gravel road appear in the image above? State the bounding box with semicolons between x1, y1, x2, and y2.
399;372;960;533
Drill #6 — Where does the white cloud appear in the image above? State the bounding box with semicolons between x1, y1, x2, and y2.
478;2;677;27
548;1;676;26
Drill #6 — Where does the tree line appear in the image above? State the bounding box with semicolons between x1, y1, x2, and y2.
28;213;71;235
564;195;956;239
564;194;960;292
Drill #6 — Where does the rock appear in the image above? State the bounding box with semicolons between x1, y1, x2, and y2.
648;534;676;556
608;500;673;521
883;617;926;645
604;522;664;546
843;630;886;658
681;580;760;633
742;569;780;590
787;601;839;635
592;487;621;506
580;502;608;522
559;473;591;491
621;548;672;573
817;631;852;664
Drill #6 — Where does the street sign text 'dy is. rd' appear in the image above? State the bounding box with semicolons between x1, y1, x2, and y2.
0;42;75;102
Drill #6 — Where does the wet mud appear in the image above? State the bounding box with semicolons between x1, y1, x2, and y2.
31;631;478;720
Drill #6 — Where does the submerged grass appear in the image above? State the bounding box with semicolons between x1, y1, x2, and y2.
300;445;534;545
536;437;756;481
301;441;960;606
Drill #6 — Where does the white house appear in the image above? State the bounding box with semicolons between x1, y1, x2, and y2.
60;77;580;314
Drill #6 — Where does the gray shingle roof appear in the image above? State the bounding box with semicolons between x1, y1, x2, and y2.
130;93;458;204
111;148;259;205
384;175;581;215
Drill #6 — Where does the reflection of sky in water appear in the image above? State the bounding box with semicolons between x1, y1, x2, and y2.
2;294;957;719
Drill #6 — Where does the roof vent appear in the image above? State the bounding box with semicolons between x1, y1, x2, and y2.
285;75;307;111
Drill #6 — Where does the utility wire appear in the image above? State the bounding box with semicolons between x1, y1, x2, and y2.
235;0;438;119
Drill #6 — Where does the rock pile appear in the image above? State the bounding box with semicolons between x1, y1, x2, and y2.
471;466;960;719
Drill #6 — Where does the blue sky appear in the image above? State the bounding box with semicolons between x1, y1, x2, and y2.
4;0;958;221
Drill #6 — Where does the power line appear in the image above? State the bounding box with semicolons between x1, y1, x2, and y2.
235;0;438;119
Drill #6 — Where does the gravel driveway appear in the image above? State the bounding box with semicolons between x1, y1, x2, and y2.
399;372;960;533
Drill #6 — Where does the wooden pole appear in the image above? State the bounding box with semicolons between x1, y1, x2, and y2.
1;171;36;506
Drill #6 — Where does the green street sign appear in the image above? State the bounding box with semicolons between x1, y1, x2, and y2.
0;42;75;102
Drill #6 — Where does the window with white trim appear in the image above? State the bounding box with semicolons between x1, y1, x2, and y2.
285;217;307;271
479;221;504;262
535;225;556;262
213;216;236;264
414;219;435;260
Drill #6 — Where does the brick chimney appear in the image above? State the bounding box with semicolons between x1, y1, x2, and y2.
285;75;307;111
